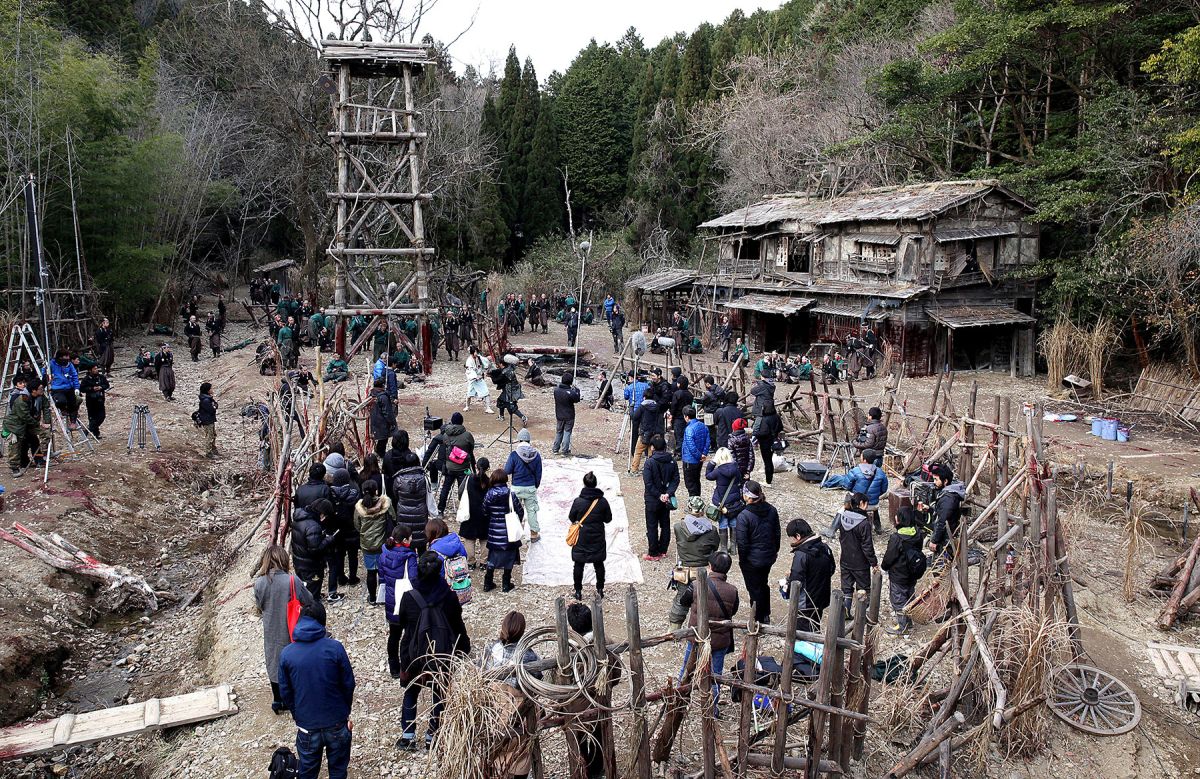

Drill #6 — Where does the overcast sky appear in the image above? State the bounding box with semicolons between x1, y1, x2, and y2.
418;0;786;78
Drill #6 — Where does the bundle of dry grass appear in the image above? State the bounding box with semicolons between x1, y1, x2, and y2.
1084;318;1118;399
906;564;953;625
424;659;526;779
1039;321;1072;393
970;607;1070;760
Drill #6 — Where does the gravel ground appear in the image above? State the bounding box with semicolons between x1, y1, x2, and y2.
2;307;1199;778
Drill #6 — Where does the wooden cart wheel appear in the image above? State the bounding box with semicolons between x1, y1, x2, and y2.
1046;664;1141;736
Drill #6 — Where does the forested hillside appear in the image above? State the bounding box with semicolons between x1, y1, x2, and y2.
2;0;1198;368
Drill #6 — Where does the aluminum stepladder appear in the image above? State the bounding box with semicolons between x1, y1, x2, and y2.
2;323;96;483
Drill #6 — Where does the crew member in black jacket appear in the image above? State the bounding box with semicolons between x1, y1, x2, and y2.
290;498;338;600
786;518;835;632
641;435;679;561
734;480;781;624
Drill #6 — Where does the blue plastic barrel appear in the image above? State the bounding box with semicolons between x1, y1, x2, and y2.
1116;426;1130;443
1101;418;1119;441
1090;417;1103;436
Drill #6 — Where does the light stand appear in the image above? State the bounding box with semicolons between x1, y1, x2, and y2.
573;236;591;378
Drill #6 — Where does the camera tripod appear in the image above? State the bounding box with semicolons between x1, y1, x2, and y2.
127;404;162;452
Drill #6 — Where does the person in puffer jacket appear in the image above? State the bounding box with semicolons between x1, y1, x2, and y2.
290;499;338;600
484;469;524;593
881;506;926;635
823;449;889;534
379;528;419;676
391;451;431;553
354;479;393;605
49;349;80;426
680;407;710;498
422;412;475;516
704;448;745;555
733;481;780;624
328;469;362;601
923;463;967;559
829;492;878;609
728;418;755;479
295;463;332;511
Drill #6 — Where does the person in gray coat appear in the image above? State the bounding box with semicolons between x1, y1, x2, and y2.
253;544;313;715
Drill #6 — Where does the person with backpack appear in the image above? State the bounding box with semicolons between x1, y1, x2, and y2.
394;552;471;750
392;450;431;554
327;469;362;602
714;390;743;450
568;471;613;601
785;518;836;632
380;528;419;677
824;449;889;534
484;469;524;593
278;601;356;779
752;402;784;486
423;412;475;516
668;496;720;630
704;448;745;556
922;463;967;560
830;492;879;608
427;517;472;605
881;506;928;635
290;499;339;601
354;480;394;606
253;544;313;715
728;418;755;481
504;430;543;543
675;551;740;713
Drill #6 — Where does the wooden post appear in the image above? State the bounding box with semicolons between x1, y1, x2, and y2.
773;581;802;775
996;397;1011;586
625;587;651;779
1044;481;1058;616
591;596;618;779
958;380;978;485
736;617;759;778
1106;460;1114;500
851;569;882;760
1028;478;1043;614
806;590;846;779
836;591;868;772
696;570;716;779
555;597;588;779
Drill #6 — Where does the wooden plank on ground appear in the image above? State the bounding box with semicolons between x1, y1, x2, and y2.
0;685;237;759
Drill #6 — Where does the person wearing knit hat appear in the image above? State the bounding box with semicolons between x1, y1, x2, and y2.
422;410;475;516
733;479;781;624
505;426;543;542
667;495;720;629
728;417;755;481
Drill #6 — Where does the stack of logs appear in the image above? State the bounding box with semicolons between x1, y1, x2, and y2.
1153;527;1200;629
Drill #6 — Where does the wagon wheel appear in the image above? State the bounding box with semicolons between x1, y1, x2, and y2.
1046;664;1141;736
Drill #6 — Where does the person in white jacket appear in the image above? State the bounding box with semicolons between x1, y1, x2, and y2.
464;345;494;414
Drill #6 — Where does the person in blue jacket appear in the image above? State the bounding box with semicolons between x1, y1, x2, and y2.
380;528;419;676
823;448;888;534
680;406;710;498
278;601;356;779
48;349;80;426
623;371;649;457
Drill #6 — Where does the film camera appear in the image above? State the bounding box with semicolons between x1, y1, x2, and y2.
909;479;937;508
423;406;443;432
649;327;676;355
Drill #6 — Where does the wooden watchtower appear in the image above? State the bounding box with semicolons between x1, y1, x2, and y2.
319;40;436;370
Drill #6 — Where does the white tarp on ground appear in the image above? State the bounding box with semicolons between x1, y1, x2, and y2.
523;457;644;587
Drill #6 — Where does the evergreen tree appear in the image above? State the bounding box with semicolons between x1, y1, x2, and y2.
677;23;713;108
523;94;564;240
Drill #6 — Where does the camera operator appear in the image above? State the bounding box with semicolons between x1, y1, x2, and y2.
919;463;967;559
852;406;887;466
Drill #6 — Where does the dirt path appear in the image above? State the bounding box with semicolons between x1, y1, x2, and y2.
2;312;1199;778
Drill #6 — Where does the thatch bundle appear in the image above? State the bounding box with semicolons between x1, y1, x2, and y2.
1038;318;1118;398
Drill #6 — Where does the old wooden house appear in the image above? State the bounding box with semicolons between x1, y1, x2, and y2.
629;180;1040;377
